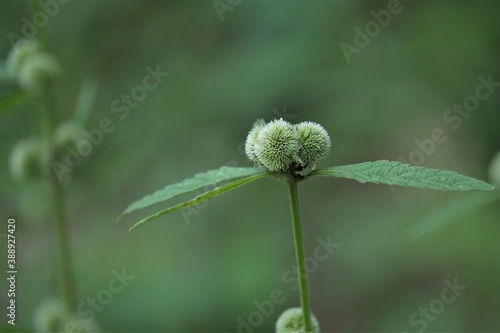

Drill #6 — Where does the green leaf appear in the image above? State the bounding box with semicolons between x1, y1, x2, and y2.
311;160;496;191
118;166;268;220
129;172;270;231
0;89;31;116
73;76;98;125
408;191;500;240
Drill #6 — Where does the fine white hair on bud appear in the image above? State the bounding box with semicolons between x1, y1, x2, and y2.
295;121;331;169
245;119;331;174
254;119;300;173
276;307;320;333
245;122;265;164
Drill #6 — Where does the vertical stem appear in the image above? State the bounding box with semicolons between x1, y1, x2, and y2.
30;0;76;312
43;86;77;312
30;0;48;49
287;180;312;332
51;174;76;312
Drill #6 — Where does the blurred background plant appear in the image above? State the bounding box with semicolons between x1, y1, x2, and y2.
1;0;499;332
2;0;99;331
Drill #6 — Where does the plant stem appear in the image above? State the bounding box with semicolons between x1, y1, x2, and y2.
31;0;76;312
30;0;48;48
51;173;76;312
43;86;77;312
287;180;313;332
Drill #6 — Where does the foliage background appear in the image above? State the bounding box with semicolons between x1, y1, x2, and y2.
1;0;499;332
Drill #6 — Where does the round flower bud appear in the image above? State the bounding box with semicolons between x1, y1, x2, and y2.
254;119;300;173
295;121;331;169
245;123;265;164
276;307;320;333
54;121;83;155
33;298;100;333
32;298;66;332
17;53;61;92
6;39;41;76
9;137;43;182
64;313;101;333
489;151;500;187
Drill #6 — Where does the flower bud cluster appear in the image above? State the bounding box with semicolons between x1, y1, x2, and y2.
245;119;331;173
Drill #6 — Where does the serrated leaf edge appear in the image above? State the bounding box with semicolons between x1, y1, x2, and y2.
128;172;271;231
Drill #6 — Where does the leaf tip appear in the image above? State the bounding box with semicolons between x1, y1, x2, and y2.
116;212;127;222
129;221;144;232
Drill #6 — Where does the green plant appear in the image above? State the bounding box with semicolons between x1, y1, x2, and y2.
409;150;500;240
2;1;97;330
119;119;495;332
6;31;77;314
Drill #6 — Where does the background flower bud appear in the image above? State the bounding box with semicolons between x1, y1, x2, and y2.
17;53;61;92
296;121;331;169
6;39;41;77
9;137;43;182
276;307;320;333
32;298;66;332
488;150;500;187
254;119;299;173
54;121;84;155
33;297;100;333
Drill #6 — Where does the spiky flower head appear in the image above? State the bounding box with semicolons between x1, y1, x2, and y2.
9;137;43;182
276;307;320;333
296;121;331;169
245;120;266;164
254;119;300;173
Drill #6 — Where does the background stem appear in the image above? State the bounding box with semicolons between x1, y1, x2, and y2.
287;180;313;332
31;0;76;312
43;86;77;312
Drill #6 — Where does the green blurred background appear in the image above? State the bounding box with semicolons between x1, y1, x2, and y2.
1;0;499;332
